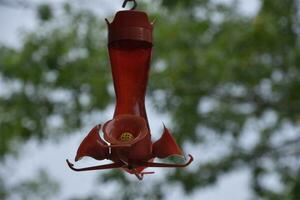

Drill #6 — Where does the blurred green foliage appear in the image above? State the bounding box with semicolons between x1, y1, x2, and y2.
0;169;59;200
10;170;60;200
37;4;53;21
0;0;299;199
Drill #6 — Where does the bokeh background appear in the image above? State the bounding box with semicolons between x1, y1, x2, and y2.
0;0;300;199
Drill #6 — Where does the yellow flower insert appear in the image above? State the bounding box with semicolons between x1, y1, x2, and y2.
119;132;134;142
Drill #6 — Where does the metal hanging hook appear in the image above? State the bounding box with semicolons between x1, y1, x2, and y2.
122;0;137;10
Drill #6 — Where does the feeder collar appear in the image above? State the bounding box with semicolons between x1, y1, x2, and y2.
106;10;153;45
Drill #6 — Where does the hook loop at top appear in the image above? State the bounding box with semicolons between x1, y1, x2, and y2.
122;0;137;10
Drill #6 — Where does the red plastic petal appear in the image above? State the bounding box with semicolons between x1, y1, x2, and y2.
75;124;109;161
152;125;183;158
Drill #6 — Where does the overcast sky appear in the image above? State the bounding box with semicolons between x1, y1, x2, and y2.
0;0;260;199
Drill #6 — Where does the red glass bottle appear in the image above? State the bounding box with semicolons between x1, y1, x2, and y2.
107;11;153;128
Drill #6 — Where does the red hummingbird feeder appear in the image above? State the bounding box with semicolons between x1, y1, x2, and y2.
66;0;193;180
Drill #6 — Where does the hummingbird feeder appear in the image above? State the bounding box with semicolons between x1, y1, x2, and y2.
66;0;193;180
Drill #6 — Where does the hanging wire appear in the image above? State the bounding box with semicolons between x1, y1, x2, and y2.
122;0;137;10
